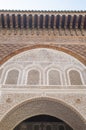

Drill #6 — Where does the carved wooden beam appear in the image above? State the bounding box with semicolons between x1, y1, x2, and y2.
0;11;86;31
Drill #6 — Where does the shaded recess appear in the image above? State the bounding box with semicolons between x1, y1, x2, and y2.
14;115;73;130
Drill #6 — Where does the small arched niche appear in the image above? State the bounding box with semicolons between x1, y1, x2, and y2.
27;69;40;85
5;69;19;84
69;70;83;85
48;69;61;85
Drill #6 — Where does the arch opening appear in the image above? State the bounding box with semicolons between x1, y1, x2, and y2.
14;115;73;130
0;98;85;130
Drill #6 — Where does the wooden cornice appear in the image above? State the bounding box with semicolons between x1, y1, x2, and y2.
0;10;86;30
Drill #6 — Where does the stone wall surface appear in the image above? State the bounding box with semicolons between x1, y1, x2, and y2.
0;29;86;65
0;92;86;130
0;12;86;130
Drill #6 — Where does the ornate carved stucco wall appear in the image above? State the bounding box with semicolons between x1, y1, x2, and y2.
0;47;86;130
0;30;86;65
0;11;86;130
